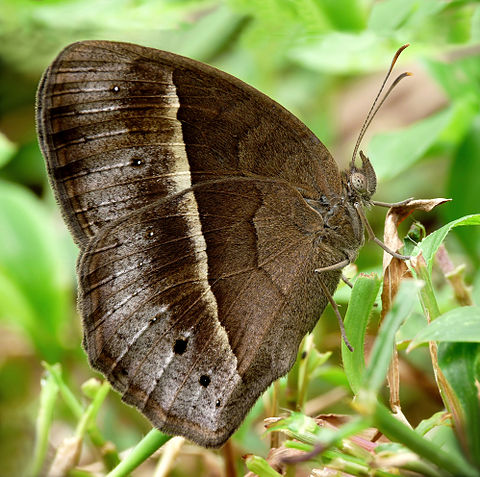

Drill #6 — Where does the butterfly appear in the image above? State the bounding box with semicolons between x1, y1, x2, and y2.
36;41;410;447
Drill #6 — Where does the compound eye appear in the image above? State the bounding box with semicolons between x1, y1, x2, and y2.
351;172;367;193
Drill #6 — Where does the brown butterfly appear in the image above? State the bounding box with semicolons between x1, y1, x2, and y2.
36;41;410;447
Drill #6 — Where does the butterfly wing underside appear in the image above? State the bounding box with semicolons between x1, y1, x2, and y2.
36;41;345;446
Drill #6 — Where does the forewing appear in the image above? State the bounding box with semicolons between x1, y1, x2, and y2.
36;40;341;245
80;179;343;447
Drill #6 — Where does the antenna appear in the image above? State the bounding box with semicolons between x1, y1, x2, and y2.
350;44;411;169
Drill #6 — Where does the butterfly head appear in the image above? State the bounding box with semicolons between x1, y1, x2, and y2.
347;150;376;203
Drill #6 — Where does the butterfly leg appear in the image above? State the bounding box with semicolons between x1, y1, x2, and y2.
354;203;410;261
341;274;353;288
314;259;350;273
317;278;353;352
315;260;353;286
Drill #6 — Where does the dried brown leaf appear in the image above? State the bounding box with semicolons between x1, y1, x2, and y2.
48;436;82;477
381;198;449;418
382;197;451;319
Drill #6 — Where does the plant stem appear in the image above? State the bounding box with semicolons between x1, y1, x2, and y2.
75;381;110;439
270;380;280;448
373;402;478;477
106;429;172;477
43;363;120;469
30;363;60;477
297;333;313;411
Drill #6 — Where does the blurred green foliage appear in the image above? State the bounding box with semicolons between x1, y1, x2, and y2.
1;0;480;476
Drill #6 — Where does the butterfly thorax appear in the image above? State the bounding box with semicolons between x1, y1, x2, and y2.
305;193;362;264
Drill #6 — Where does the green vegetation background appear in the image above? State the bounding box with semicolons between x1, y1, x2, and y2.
1;0;480;476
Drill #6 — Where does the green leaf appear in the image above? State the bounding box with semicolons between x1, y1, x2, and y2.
297;338;332;407
363;280;422;393
416;214;480;273
438;342;480;467
368;0;447;34
0;0;217;72
0;266;38;339
396;312;428;345
472;5;480;43
0;141;46;186
267;412;325;445
315;364;351;388
245;455;282;477
0;180;74;360
445;120;480;267
0;132;16;169
368;0;417;33
147;5;248;62
423;422;464;459
268;412;369;449
368;108;453;182
414;249;441;322
437;98;478;146
317;0;366;31
415;411;451;436
373;402;478;477
289;31;394;74
411;306;480;347
424;55;480;102
342;274;382;394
